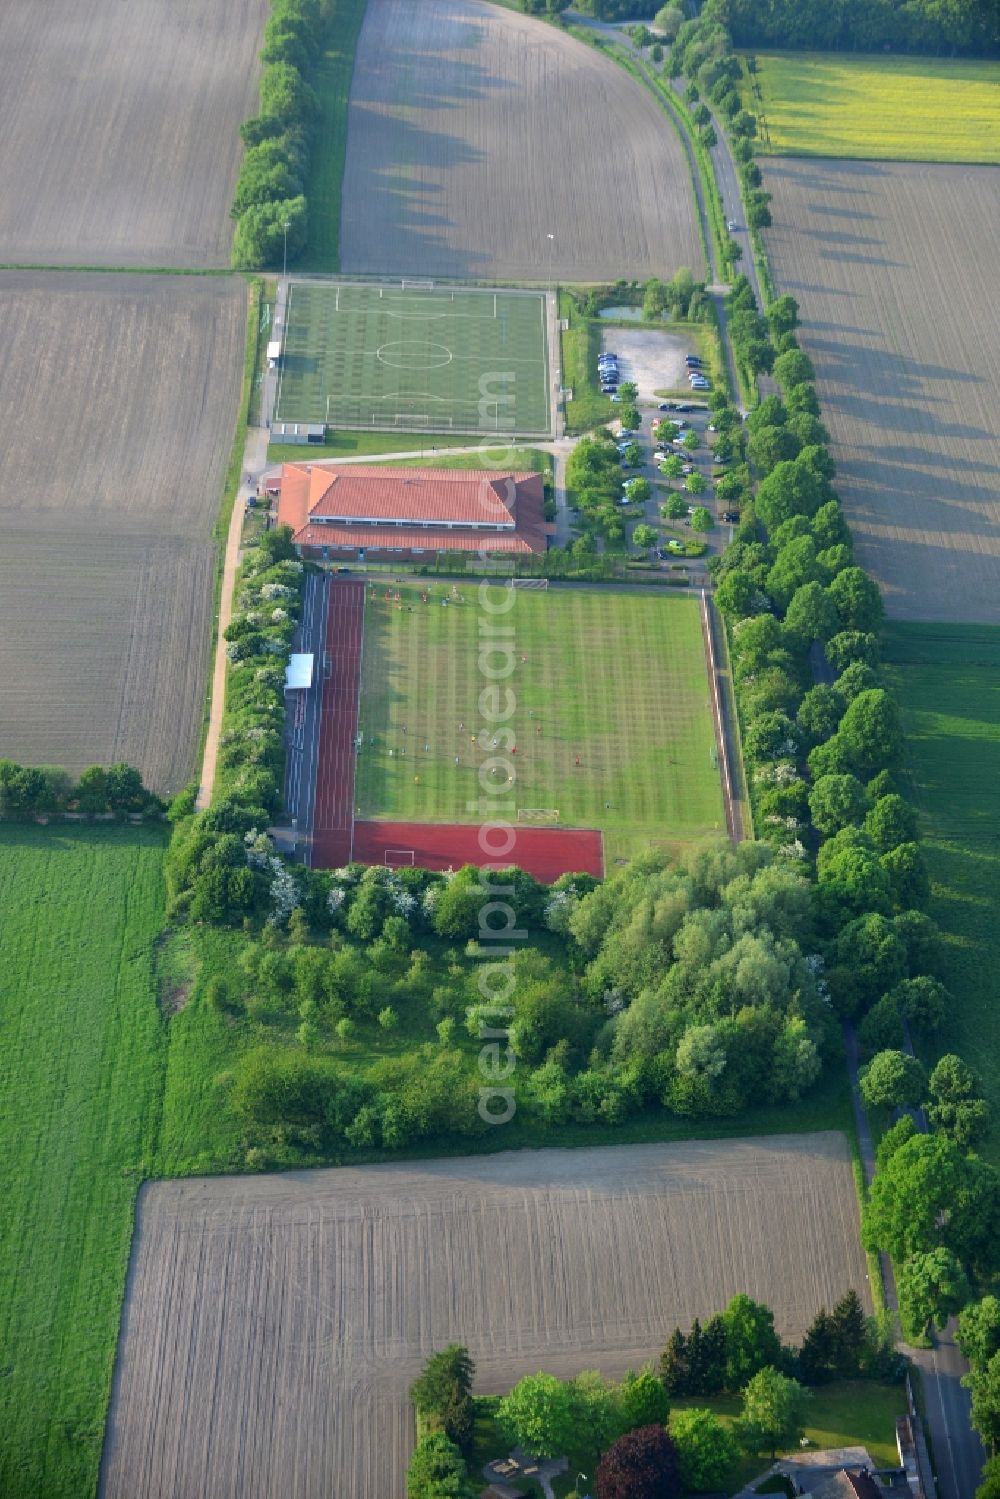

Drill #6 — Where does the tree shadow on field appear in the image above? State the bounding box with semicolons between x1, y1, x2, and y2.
340;108;493;277
804;203;879;222
348;15;508;116
802;332;986;410
813;246;904;269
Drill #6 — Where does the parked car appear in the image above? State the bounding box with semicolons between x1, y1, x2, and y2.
658;401;676;411
685;355;703;367
722;510;741;523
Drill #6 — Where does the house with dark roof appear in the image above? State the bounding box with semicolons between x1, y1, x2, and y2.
273;463;547;561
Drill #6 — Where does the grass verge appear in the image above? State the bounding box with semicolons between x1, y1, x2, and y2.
560;291;616;433
299;0;369;271
268;430;484;463
0;826;167;1499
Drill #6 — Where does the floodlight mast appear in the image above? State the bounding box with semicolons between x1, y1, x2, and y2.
282;219;290;280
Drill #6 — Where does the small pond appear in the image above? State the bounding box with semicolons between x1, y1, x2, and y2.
599;305;644;321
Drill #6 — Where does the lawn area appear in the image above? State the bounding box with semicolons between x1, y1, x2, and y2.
740;51;1000;163
356;585;725;861
267;430;484;464
0;825;167;1499
379;445;553;478
299;0;368;270
882;621;1000;1165
671;1380;905;1490
560;291;616;434
469;1380;904;1495
672;1379;906;1489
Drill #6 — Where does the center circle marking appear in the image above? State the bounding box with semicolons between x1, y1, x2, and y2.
377;340;453;371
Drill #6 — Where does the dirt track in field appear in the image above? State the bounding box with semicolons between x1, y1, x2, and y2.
763;158;1000;624
340;0;704;282
101;1133;868;1499
0;273;246;791
0;0;267;266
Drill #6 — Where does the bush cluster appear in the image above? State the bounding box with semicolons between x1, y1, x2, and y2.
230;0;323;269
0;760;160;819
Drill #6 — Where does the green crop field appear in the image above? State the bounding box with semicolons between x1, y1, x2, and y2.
274;282;551;436
741;52;1000;163
356;585;725;860
883;622;1000;1164
0;826;166;1499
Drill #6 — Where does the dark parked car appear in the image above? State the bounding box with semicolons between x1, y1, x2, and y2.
722;510;741;524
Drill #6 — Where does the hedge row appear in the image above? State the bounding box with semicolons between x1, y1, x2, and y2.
230;0;323;269
166;526;307;923
0;760;161;819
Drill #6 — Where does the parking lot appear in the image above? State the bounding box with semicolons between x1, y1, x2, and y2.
599;336;738;572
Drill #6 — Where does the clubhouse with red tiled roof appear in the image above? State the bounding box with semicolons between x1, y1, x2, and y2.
273;463;548;560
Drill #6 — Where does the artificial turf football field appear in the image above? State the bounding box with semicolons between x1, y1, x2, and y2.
274;281;551;435
355;584;725;861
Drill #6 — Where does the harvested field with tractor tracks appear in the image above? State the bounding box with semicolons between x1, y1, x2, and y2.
100;1133;869;1499
0;0;268;267
339;0;704;282
0;273;247;791
763;157;1000;624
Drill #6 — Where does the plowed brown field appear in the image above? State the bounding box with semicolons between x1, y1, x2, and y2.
0;273;246;791
0;0;267;266
101;1134;868;1499
339;0;704;282
763;158;1000;624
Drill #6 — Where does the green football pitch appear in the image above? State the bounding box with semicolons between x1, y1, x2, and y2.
274;282;552;436
355;584;725;862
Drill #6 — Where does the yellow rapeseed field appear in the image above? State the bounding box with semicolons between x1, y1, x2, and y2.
741;51;1000;163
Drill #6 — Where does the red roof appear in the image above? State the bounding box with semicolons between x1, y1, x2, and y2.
292;523;537;553
276;464;546;554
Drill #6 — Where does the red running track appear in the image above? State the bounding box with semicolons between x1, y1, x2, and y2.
352;820;605;884
311;581;365;868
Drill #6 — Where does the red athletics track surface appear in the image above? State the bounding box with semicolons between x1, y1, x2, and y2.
352;821;605;883
311;581;365;868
